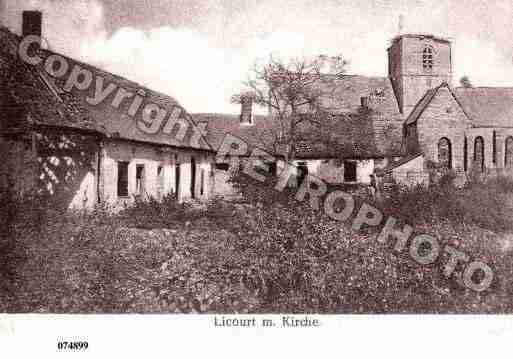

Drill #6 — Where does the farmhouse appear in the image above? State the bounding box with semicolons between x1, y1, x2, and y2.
0;11;215;210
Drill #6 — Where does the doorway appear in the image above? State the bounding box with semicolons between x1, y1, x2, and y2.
296;162;308;187
175;161;180;199
190;157;196;199
344;161;357;182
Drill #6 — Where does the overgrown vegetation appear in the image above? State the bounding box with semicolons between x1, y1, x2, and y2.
382;173;513;232
1;173;513;313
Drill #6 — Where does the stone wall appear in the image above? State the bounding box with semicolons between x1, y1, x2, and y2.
0;135;38;195
390;155;429;187
389;36;452;115
466;128;513;174
415;86;469;171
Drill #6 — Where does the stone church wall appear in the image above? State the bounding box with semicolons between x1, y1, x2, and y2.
416;87;469;171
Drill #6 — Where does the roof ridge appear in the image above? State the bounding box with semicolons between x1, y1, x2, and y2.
0;24;212;151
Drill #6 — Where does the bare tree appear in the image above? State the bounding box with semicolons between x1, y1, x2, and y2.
232;54;349;162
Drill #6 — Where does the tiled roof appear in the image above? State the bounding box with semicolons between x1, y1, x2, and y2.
193;113;276;154
41;51;211;151
0;26;103;134
454;87;513;128
0;26;211;151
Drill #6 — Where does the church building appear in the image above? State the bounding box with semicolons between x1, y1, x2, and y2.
391;33;513;184
201;33;513;191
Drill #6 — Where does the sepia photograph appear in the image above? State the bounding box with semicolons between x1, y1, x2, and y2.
0;0;513;356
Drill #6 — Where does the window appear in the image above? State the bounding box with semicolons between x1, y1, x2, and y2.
174;154;180;196
505;136;513;168
493;131;497;164
135;164;145;196
157;165;164;198
344;161;357;182
215;162;230;171
175;162;181;196
437;137;452;169
200;169;205;196
190;157;196;199
296;162;308;187
474;136;485;172
422;45;433;71
267;162;277;176
370;88;385;103
464;137;468;172
117;161;129;197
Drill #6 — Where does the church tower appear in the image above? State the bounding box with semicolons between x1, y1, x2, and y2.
388;34;452;115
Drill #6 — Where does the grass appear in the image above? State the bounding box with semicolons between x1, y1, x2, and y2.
1;175;513;313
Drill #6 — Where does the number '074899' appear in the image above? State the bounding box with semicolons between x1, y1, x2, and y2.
57;341;88;350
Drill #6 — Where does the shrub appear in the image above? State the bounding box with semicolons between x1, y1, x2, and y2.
118;193;198;229
2;170;513;313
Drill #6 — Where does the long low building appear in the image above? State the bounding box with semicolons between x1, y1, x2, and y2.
0;11;215;210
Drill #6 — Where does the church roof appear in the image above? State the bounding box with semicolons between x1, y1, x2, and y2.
305;75;404;156
404;87;440;125
405;82;473;125
389;34;451;45
405;82;513;129
454;87;513;128
315;75;400;115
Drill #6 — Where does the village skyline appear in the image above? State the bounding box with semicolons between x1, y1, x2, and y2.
2;0;513;114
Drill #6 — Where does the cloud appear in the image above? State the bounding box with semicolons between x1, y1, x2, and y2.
452;35;513;87
3;0;513;114
84;26;246;113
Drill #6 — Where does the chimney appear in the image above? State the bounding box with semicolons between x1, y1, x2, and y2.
360;96;369;108
22;10;42;49
240;93;253;125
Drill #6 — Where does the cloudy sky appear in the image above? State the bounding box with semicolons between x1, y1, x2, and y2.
2;0;513;113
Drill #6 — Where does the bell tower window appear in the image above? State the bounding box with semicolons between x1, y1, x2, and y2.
422;45;433;71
